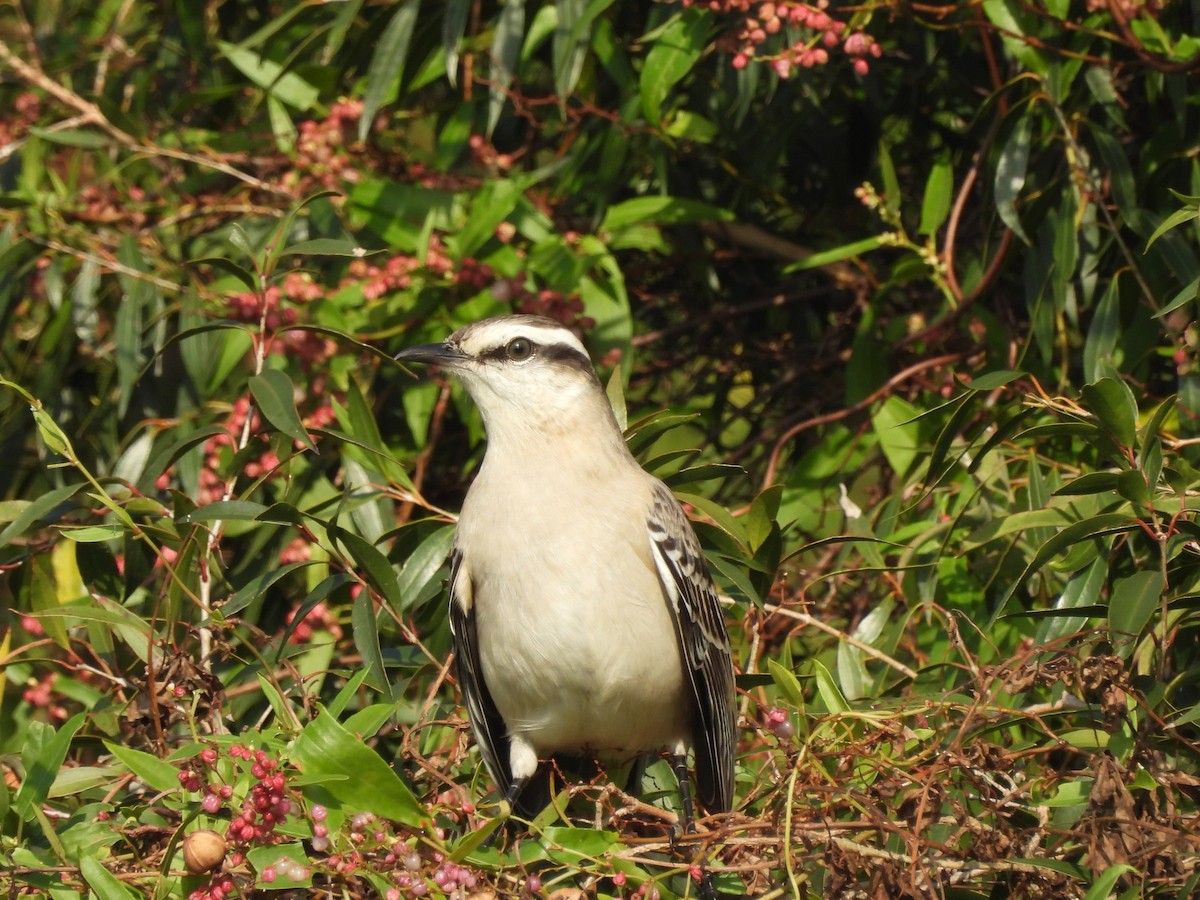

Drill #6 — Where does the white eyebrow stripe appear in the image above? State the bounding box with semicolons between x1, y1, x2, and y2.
453;316;589;359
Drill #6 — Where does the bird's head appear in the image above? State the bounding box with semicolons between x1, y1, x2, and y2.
396;315;620;445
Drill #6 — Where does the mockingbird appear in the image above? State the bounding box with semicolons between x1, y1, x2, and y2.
396;314;737;829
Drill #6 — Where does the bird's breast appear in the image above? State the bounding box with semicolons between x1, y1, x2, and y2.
456;476;689;758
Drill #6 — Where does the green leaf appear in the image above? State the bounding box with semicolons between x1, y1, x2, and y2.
335;528;404;612
28;126;109;147
782;236;887;274
451;179;522;257
103;742;182;793
639;9;708;128
80;857;142;900
1108;570;1163;643
442;0;471;85
1155;273;1200;319
552;0;591;98
277;574;353;652
14;713;86;819
600;196;734;233
995;110;1033;243
292;706;426;826
767;660;805;708
1081;377;1138;449
1083;866;1139;900
837;598;893;702
981;0;1047;75
994;513;1138;621
225;562;317;617
182;500;271;523
249;369;318;451
0;483;84;547
277;239;381;259
139;426;229;492
487;0;525;136
811;659;851;715
872;395;922;477
1146;205;1200;250
218;41;319;110
1053;472;1121;496
918;154;954;236
396;525;455;610
674;491;746;545
1083;275;1123;382
359;0;422;142
1035;557;1107;646
59;523;126;542
351;586;390;695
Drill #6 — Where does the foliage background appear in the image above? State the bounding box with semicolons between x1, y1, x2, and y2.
2;0;1200;897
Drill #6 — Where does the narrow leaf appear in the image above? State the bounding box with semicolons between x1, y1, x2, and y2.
995;111;1033;243
359;0;422;142
79;857;142;900
352;588;390;694
811;659;851;714
1108;570;1163;642
443;0;471;85
918;154;954;236
0;483;84;547
103;742;182;793
249;369;317;451
487;0;525;136
15;713;86;819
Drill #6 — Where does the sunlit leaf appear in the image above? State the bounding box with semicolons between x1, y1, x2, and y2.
995;110;1033;243
359;0;421;142
249;369;318;452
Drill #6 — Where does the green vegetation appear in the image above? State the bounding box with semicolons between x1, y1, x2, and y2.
2;0;1199;896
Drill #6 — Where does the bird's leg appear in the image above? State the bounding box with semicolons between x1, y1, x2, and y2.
670;753;717;900
670;752;697;839
501;775;529;817
480;775;531;850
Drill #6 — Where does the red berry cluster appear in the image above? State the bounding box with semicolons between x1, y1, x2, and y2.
177;745;296;899
224;746;293;847
157;384;337;503
189;873;236;900
346;237;494;302
223;276;337;370
689;0;882;77
21;672;68;721
284;600;345;644
0;92;41;146
468;133;516;171
284;99;369;192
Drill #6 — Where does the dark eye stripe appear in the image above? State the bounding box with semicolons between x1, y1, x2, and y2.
476;340;594;375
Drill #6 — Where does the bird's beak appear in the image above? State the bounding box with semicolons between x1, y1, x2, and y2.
395;342;469;368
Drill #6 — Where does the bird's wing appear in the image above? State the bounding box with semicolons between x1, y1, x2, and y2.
448;546;513;796
646;481;738;813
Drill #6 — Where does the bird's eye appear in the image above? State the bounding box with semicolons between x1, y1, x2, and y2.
505;338;534;361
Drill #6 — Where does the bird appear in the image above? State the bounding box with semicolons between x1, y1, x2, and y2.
395;314;737;832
